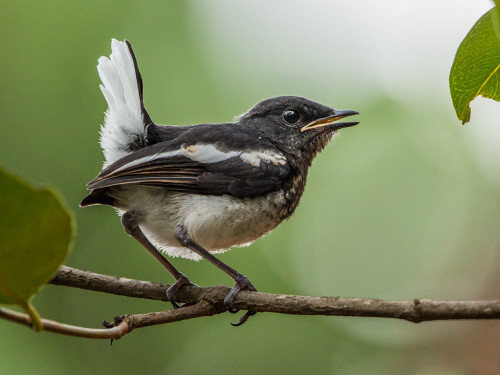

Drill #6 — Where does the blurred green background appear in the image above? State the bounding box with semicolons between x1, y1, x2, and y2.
1;1;500;374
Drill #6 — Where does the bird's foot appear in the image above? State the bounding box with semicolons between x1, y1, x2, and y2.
224;275;257;326
166;273;196;308
224;275;257;311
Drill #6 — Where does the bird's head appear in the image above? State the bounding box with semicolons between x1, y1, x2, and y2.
237;96;359;165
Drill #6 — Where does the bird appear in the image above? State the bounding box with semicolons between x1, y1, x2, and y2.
81;39;359;325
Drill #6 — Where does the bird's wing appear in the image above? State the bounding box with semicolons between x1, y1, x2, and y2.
87;141;293;198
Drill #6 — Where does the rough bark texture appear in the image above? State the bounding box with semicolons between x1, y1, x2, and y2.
3;265;500;340
51;266;500;323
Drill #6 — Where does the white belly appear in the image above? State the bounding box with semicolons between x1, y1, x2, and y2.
114;186;285;260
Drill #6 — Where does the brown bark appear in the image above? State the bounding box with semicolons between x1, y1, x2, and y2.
51;266;500;323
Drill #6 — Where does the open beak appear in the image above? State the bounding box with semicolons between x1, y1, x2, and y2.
301;109;359;133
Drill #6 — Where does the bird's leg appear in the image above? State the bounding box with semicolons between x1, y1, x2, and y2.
121;212;194;308
174;224;257;325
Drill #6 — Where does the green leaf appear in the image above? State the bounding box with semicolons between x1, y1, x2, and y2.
449;7;500;124
494;5;500;39
0;168;73;330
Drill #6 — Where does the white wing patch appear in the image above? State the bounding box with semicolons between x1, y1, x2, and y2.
182;144;287;166
112;149;183;174
113;143;287;172
181;144;239;163
98;39;144;167
240;150;287;166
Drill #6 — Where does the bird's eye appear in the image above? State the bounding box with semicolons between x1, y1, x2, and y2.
282;109;301;124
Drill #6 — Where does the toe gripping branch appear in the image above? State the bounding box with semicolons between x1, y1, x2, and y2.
166;274;195;309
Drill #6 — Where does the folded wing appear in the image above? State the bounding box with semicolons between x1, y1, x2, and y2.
86;142;293;198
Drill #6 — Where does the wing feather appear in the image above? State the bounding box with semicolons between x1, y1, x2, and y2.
87;141;294;198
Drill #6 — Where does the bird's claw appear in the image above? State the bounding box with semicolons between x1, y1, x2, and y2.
166;274;196;308
231;311;257;327
224;276;257;326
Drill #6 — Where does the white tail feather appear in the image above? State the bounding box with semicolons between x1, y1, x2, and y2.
98;39;145;167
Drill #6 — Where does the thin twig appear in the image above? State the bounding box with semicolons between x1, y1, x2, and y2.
0;301;217;340
0;307;129;339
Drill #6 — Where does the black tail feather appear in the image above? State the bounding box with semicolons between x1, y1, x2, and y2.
125;40;153;127
80;188;116;207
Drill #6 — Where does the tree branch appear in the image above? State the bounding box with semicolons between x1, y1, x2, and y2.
3;265;499;340
50;266;500;323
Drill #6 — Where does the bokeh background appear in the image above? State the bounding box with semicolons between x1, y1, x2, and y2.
1;1;500;374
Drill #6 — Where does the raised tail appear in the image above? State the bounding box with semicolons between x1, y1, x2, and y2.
98;39;153;167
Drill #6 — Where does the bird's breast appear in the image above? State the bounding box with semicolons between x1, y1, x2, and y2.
174;190;295;250
114;185;307;260
282;172;307;217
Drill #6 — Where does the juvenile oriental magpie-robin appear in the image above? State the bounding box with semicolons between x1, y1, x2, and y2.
81;39;359;325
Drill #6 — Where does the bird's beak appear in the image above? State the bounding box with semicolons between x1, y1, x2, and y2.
301;109;359;133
